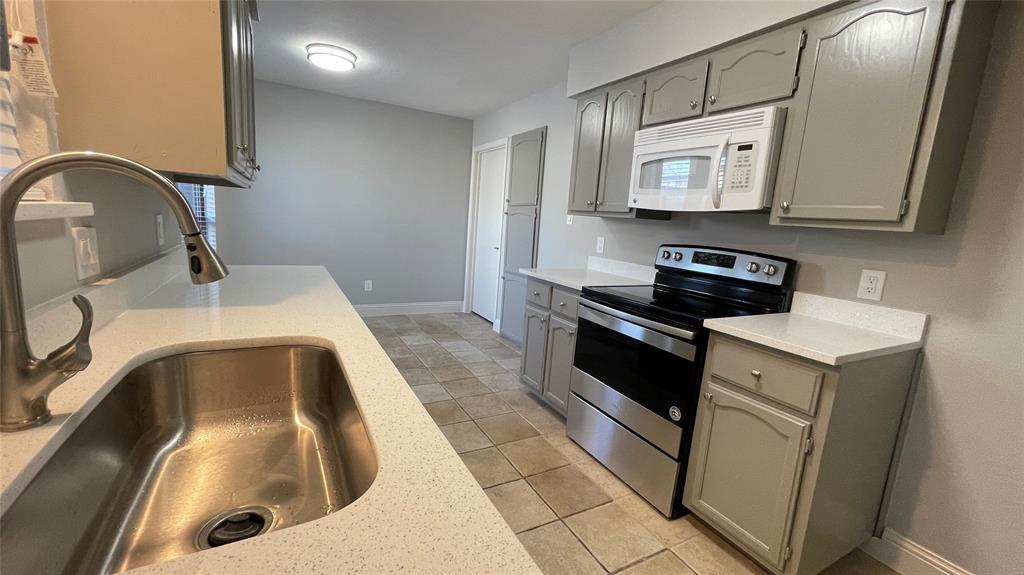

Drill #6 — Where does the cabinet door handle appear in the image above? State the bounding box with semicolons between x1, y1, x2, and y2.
708;95;718;105
539;317;547;324
703;392;713;402
597;200;603;206
689;99;698;109
568;330;576;336
586;200;594;206
532;291;540;296
750;369;762;379
780;201;791;211
558;302;566;307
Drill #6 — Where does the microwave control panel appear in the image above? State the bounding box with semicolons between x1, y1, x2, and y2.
724;142;759;193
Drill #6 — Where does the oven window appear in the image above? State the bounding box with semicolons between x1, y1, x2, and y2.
638;156;711;190
573;316;702;429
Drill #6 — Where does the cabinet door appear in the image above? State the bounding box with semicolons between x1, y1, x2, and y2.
597;79;645;214
641;58;709;126
502;206;537;272
498;274;527;346
688;381;811;569
222;0;257;181
507;127;546;206
774;0;946;222
521;305;550;392
568;92;607;212
706;26;805;113
542;315;577;413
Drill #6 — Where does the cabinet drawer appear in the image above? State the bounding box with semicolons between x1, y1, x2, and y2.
550;288;579;319
526;279;552;308
708;337;823;415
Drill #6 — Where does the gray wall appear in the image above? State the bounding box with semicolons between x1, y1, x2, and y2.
472;4;1024;572
216;80;473;306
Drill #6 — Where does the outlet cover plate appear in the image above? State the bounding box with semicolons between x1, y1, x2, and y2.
857;269;886;301
596;236;605;254
364;280;373;292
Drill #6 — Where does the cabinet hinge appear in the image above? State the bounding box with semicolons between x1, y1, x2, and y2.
784;546;793;563
899;199;911;217
799;30;807;49
804;436;814;455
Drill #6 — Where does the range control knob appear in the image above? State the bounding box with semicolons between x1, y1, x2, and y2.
764;264;778;276
662;250;672;260
672;251;684;261
746;261;760;273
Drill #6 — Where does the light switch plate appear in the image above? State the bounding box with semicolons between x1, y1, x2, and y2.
566;215;573;225
364;280;373;292
857;269;886;301
596;236;605;254
71;227;100;280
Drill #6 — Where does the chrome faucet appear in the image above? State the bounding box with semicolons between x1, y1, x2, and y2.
0;151;229;431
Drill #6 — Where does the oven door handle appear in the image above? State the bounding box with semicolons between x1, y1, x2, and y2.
579;303;697;361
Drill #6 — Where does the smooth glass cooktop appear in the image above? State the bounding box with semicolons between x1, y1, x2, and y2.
582;284;766;329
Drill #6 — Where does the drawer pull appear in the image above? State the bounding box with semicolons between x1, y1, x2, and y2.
703;392;713;402
532;291;540;296
558;301;566;306
750;369;762;379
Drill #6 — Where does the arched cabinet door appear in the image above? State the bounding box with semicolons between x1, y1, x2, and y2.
773;0;946;223
597;79;645;213
569;93;607;211
687;381;811;570
506;127;546;206
641;58;709;126
705;25;805;114
542;315;577;413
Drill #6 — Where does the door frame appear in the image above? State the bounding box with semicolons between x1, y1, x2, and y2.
462;138;509;328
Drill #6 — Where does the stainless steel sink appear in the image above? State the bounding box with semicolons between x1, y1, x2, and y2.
1;345;378;574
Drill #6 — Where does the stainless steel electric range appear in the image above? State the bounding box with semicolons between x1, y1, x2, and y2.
566;244;796;517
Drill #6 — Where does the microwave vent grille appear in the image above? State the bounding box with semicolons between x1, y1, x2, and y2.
636;107;777;146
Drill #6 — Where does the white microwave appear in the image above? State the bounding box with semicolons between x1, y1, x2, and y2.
628;106;786;212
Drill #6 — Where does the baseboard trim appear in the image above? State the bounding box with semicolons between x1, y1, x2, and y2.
861;529;975;575
354;301;464;317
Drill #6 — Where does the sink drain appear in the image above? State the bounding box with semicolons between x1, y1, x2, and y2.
196;506;273;550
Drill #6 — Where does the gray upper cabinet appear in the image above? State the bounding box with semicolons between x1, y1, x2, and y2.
773;0;946;223
543;316;577;412
568;93;607;212
597;79;645;213
689;380;811;570
521;306;550;392
223;0;259;180
641;58;709;126
706;26;805;114
507;127;547;206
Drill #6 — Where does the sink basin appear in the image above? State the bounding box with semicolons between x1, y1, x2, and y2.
1;345;378;574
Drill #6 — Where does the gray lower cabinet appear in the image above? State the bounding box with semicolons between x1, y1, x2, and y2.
519;280;580;414
705;25;804;114
685;334;919;575
498;274;527;346
521;304;550;392
642;58;709;126
688;381;811;569
542;316;577;412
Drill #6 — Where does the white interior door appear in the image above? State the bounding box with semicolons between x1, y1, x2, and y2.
471;146;506;321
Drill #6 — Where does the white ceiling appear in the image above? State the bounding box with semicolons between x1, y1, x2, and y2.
252;1;657;119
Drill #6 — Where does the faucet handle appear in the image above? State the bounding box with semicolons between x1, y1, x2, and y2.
44;295;94;375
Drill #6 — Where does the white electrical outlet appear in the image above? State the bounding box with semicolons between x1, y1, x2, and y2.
566;215;574;225
596;236;605;254
857;269;887;301
71;227;101;280
155;214;165;246
364;280;373;292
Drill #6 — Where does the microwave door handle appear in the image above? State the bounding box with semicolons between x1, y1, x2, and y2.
712;135;730;209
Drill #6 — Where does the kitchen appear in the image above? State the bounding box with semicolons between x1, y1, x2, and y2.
0;1;1020;575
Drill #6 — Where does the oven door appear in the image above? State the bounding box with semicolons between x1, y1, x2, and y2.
572;301;704;456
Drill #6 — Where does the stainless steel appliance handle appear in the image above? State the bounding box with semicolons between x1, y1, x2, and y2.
579;304;697;361
580;300;697;340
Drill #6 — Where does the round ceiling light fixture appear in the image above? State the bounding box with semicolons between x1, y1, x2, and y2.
305;43;357;72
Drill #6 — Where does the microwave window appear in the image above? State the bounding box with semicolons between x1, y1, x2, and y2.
639;156;711;190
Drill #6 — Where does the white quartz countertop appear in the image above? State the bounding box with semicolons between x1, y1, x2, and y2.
518;267;649;291
704;292;928;366
0;263;539;574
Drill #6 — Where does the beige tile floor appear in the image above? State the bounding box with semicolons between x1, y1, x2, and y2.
369;313;897;575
